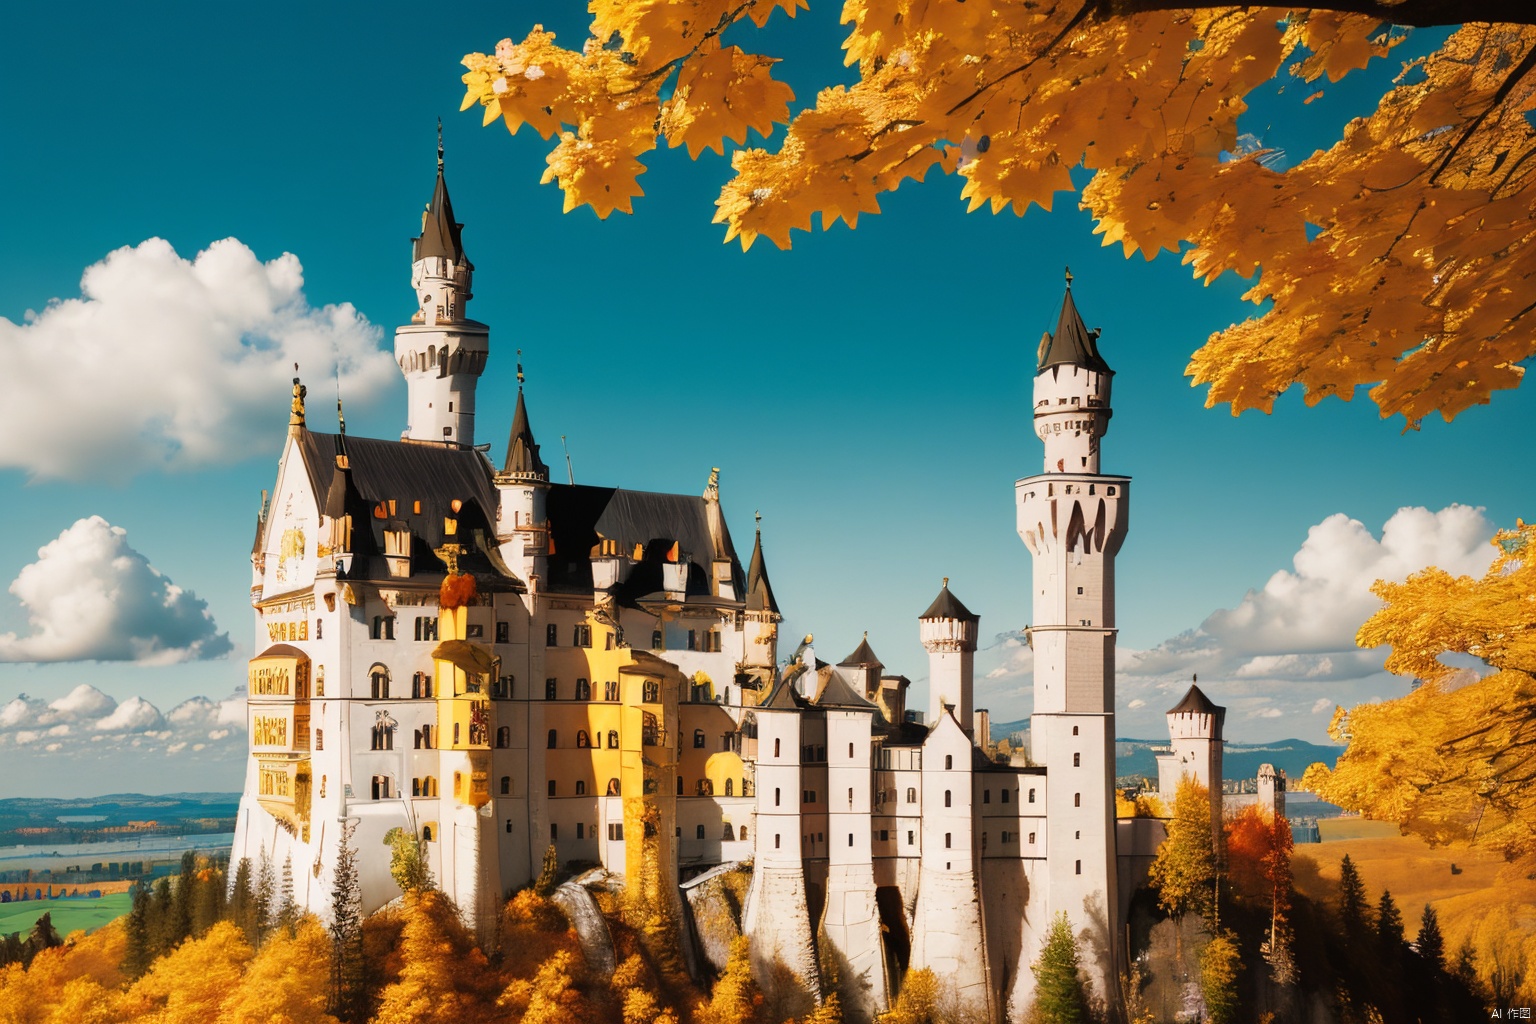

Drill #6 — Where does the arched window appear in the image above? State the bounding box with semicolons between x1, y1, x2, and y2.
1074;792;1081;807
422;824;433;842
315;620;322;640
497;726;510;748
1073;752;1080;767
576;780;586;795
506;819;513;834
944;790;952;807
775;787;781;806
412;777;422;797
695;824;706;839
651;629;662;649
371;724;393;750
575;678;591;700
576;730;591;749
606;778;621;796
906;787;917;803
739;825;748;841
693;729;706;748
424;776;437;797
371;775;390;800
775;834;781;849
724;823;735;840
547;729;558;748
945;754;953;770
643;681;659;703
724;779;734;797
501;776;510;795
370;664;390;699
774;738;781;757
849;742;854;758
604;681;619;701
607;730;619;749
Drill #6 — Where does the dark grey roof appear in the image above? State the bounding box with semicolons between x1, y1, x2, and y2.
1038;286;1110;374
919;581;979;622
814;670;875;710
543;483;745;607
745;529;779;615
759;676;807;711
297;431;515;588
412;168;471;268
501;390;548;479
1167;684;1221;716
839;636;882;668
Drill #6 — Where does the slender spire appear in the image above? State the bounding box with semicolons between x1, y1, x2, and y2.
413;125;469;266
746;515;780;615
502;372;548;480
1037;271;1110;374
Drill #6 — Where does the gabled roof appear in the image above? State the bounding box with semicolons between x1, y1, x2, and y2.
502;389;548;479
1037;285;1110;374
413;164;470;267
919;580;979;622
814;669;875;710
839;635;882;668
759;676;807;711
1167;684;1222;717
745;529;779;615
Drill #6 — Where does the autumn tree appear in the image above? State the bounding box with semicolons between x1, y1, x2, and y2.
464;4;1536;425
1028;913;1089;1024
1197;931;1243;1024
373;890;497;1024
219;918;340;1024
1148;776;1216;922
117;921;254;1024
384;827;434;896
533;843;560;897
879;967;939;1024
698;935;763;1024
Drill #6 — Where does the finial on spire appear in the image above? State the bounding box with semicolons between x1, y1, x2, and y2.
943;576;949;588
1064;265;1073;287
755;509;762;529
704;467;720;501
437;117;444;172
516;348;525;391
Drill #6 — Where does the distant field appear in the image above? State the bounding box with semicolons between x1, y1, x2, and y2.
1293;831;1506;938
1316;817;1402;841
0;893;132;937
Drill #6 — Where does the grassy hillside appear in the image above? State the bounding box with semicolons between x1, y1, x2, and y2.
0;893;133;937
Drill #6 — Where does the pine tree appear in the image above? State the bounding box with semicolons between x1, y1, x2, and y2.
148;876;176;958
1417;904;1445;969
1376;890;1405;953
125;881;153;977
230;857;257;945
170;850;196;946
1337;854;1371;937
193;857;226;937
330;820;365;1021
255;849;276;945
277;855;298;936
1198;931;1243;1024
533;843;560;897
1029;912;1089;1024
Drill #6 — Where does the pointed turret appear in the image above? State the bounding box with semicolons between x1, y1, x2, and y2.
745;522;779;615
919;578;978;735
1037;271;1110;374
502;387;548;480
839;634;883;670
413;128;471;269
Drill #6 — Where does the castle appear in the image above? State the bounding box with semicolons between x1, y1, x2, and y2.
231;147;1237;1022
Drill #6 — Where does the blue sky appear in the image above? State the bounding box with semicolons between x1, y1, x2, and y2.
0;4;1528;794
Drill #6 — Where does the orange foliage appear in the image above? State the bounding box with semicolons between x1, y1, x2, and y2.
439;572;477;610
1224;805;1294;915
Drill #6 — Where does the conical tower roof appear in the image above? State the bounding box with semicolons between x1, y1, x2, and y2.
502;388;548;479
745;527;779;614
839;634;883;668
413;139;471;267
1037;280;1110;374
919;579;979;622
1167;683;1221;717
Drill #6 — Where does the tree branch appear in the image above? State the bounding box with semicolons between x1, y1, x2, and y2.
1092;0;1536;29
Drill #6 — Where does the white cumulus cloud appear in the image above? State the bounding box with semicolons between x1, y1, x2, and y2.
0;516;231;664
1311;698;1335;714
0;237;395;481
94;696;166;732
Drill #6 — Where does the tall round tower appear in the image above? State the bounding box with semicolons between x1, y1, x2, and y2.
395;128;488;447
1016;273;1128;1006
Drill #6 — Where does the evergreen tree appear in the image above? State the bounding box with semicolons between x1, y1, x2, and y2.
193;857;225;937
330;820;365;1021
171;850;196;946
125;881;153;977
1417;904;1445;969
230;857;257;945
1198;930;1243;1024
1376;890;1405;952
1454;942;1482;993
1029;912;1089;1024
276;855;298;936
22;911;63;966
255;849;276;944
149;875;176;958
1336;854;1371;937
533;843;560;897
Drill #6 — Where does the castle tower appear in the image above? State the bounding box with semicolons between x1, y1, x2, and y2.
838;634;884;703
1157;684;1226;833
815;671;886;1021
1016;275;1127;1004
741;520;781;702
1257;763;1286;820
396;130;488;447
919;580;979;734
744;679;821;1010
495;364;551;600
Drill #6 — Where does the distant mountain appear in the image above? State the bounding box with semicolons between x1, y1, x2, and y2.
986;720;1340;783
0;793;242;841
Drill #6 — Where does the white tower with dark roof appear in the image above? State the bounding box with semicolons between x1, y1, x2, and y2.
1016;274;1126;1003
1157;683;1226;843
396;129;488;447
919;580;979;734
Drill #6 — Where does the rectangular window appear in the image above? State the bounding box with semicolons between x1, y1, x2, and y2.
907;830;914;845
1029;788;1036;803
545;679;557;700
984;790;991;804
548;779;556;795
1029;832;1036;844
945;833;952;848
550;823;558;840
608;823;624;841
496;621;509;644
1002;831;1011;843
546;623;558;646
687;629;697;651
576;823;584;839
466;623;484;639
573;624;591;647
1002;790;1010;804
385;616;395;640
